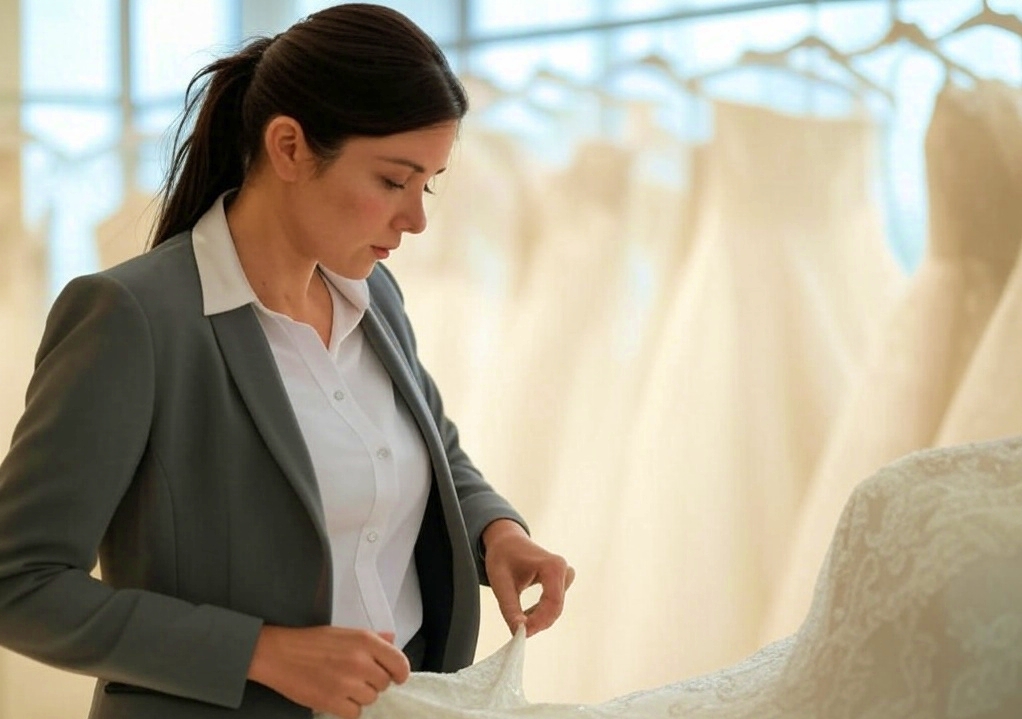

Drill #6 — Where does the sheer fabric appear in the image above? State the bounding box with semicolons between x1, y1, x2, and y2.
765;80;1022;642
567;100;902;699
354;437;1022;719
497;132;696;703
467;139;636;523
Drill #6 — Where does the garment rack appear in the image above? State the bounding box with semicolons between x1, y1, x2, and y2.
448;0;942;51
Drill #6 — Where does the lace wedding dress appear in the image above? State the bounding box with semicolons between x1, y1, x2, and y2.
765;80;1022;641
350;436;1022;719
572;99;902;696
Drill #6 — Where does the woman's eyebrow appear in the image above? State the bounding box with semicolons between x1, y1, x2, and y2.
377;157;447;175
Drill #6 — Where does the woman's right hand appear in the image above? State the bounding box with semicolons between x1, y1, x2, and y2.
247;625;410;718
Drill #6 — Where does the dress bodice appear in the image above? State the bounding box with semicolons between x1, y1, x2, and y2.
925;80;1022;264
523;139;633;277
694;100;903;353
703;101;879;246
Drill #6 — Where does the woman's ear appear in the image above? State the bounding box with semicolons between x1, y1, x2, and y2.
262;115;313;182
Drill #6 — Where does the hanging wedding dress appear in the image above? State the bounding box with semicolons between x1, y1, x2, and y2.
467;139;635;524
564;99;902;700
935;82;1022;446
503;109;697;703
352;436;1022;719
765;80;1022;642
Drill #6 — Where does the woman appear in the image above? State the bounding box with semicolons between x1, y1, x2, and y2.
0;5;572;718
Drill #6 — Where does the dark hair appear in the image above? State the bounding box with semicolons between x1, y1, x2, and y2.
150;3;468;247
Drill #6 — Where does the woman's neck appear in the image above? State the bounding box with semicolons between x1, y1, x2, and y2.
224;182;325;320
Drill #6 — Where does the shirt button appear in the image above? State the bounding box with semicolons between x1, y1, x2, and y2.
333;390;345;401
366;531;379;543
376;447;391;459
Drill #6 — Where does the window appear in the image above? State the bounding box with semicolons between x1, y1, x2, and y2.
18;0;1021;295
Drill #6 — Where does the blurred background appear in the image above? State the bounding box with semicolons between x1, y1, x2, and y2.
2;0;1022;715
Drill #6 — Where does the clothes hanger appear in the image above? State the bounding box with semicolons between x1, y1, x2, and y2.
741;33;894;104
524;66;623;106
937;0;1022;41
604;49;867;122
847;17;980;85
680;47;877;112
680;0;883;110
599;53;712;146
602;52;706;100
458;71;561;125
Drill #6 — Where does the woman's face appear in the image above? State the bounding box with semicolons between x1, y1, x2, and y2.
280;120;458;279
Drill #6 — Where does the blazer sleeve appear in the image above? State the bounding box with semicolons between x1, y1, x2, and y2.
370;264;528;585
0;273;262;709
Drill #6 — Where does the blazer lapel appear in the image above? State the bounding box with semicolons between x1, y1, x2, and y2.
209;307;328;544
360;306;445;462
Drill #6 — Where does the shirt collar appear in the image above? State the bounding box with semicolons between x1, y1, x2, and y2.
192;191;371;317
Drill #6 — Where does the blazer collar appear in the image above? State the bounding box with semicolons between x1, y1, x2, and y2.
206;280;444;558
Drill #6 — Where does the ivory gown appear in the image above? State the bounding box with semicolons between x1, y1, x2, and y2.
764;80;1022;643
466;139;635;525
514;130;697;703
589;100;902;699
353;436;1022;719
935;83;1022;447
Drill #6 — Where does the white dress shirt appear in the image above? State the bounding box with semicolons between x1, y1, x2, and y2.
191;193;431;648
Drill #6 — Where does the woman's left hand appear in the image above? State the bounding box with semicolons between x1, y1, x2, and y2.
482;519;575;638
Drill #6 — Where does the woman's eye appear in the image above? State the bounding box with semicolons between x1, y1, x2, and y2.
384;177;436;195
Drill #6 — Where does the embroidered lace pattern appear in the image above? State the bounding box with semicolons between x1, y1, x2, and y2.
352;437;1022;719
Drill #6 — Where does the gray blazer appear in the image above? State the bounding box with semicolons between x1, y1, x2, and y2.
0;232;525;718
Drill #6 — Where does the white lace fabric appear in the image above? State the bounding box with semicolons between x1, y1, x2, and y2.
350;437;1022;719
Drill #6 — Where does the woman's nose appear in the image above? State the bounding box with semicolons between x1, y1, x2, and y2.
397;196;428;235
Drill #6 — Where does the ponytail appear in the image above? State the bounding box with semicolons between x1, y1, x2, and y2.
149;36;273;248
150;5;468;249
